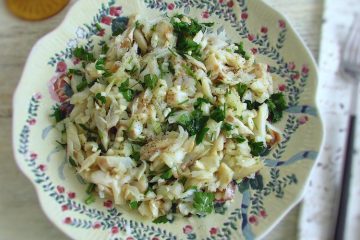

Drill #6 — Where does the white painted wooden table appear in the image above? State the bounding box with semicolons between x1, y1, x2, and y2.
0;0;323;239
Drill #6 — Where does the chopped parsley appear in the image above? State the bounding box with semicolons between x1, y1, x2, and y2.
245;100;261;110
170;14;213;60
73;47;95;62
144;74;158;89
193;191;215;213
160;168;173;180
233;135;246;143
153;215;169;224
176;36;202;60
129;200;140;209
266;93;287;123
210;105;226;122
235;42;250;60
101;43;109;54
195;127;209;145
119;79;135;102
50;104;65;123
68;68;83;76
236;83;247;99
177;109;209;136
76;77;88;92
194;98;211;109
221;122;233;131
95;57;112;77
248;140;268;156
95;93;106;104
130;150;140;162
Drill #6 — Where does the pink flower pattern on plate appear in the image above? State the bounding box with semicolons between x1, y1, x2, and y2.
101;16;112;25
183;225;193;234
109;6;122;16
167;3;175;10
209;227;218;235
56;61;67;72
201;11;210;19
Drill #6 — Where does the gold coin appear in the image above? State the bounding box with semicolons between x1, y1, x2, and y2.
6;0;70;21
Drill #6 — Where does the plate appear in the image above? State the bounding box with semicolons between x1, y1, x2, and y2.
12;0;323;239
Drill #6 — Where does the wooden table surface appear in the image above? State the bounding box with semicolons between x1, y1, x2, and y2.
0;0;323;239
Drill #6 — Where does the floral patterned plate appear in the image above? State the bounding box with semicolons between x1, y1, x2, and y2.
12;0;323;239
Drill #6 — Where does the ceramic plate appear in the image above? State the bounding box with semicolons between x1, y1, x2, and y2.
13;0;323;239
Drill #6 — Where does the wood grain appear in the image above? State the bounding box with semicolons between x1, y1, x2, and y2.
0;0;323;239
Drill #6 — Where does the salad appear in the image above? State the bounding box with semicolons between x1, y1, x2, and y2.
51;14;286;223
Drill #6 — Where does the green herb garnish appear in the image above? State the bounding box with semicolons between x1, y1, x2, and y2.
177;109;209;136
95;93;106;104
195;127;209;145
235;42;250;60
101;43;109;54
95;57;112;77
221;122;233;131
144;74;158;89
193;191;215;213
245;100;261;110
266;93;287;123
129;200;140;209
76;78;88;92
130;150;140;162
119;79;135;102
50;104;65;123
160;168;173;180
194;98;211;109
73;47;95;62
210;105;226;122
170;14;212;60
233;135;246;143
248;140;268;156
236;83;247;99
68;68;83;76
153;215;169;224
